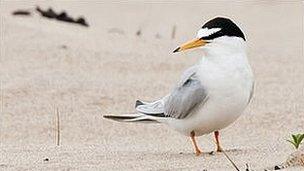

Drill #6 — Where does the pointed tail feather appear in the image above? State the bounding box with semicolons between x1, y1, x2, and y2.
103;114;159;123
135;100;147;108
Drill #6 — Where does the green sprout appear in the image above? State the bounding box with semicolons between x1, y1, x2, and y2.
287;133;304;150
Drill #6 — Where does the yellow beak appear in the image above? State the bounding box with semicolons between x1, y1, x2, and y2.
173;38;208;53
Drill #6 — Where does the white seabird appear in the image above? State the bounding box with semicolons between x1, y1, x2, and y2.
104;17;254;156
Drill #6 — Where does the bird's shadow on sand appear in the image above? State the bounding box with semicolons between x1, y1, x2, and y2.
125;148;246;159
178;148;244;157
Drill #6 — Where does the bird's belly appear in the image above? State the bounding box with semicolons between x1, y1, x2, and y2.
193;100;245;136
167;89;249;136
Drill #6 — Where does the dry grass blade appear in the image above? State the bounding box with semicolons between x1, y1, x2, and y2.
221;148;240;171
56;107;60;146
0;80;2;142
171;25;176;39
1;80;3;113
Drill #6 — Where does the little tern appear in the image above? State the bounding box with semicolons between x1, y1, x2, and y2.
104;17;254;156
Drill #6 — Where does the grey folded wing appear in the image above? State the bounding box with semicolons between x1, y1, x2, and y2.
135;66;208;119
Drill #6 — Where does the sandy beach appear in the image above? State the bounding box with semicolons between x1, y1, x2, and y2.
0;1;303;170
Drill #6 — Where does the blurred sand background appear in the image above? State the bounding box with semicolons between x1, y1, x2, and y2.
0;1;303;170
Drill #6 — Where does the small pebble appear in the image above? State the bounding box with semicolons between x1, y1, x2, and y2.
136;30;141;36
59;45;67;49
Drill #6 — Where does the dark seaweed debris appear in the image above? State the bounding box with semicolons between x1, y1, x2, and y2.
36;7;57;18
75;17;89;27
35;6;89;27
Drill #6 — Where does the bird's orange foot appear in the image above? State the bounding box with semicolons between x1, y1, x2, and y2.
216;147;223;152
195;149;202;156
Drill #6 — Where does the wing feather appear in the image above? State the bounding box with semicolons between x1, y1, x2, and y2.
164;68;207;119
135;65;208;119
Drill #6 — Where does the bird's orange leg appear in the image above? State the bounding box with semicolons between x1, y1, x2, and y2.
214;131;223;152
190;131;202;156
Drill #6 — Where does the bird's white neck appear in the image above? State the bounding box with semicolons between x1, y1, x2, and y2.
200;36;248;67
204;37;246;56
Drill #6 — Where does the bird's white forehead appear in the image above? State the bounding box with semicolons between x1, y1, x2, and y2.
196;28;221;38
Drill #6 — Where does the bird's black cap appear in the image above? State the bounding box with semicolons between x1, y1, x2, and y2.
201;17;246;41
